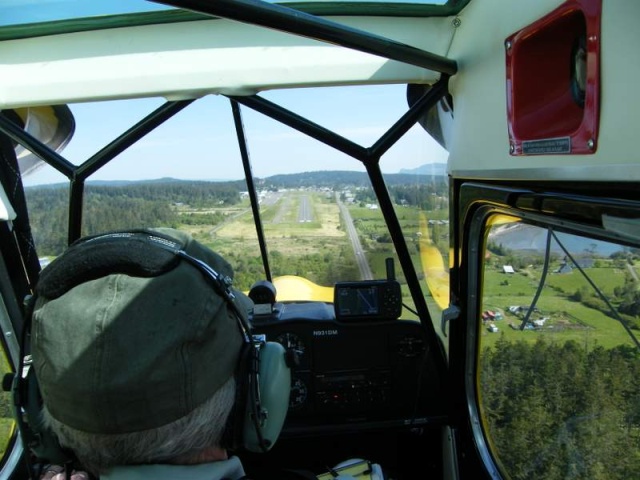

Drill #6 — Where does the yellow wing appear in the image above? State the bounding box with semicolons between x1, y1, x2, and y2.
272;275;335;303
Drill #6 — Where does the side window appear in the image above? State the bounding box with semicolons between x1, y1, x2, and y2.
477;218;640;479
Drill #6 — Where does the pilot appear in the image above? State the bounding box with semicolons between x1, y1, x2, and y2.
28;228;286;479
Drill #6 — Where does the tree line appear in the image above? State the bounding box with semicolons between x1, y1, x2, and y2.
354;183;447;210
25;181;242;256
265;170;447;190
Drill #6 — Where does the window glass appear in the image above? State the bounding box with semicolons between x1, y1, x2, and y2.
0;0;171;27
0;0;451;28
20;84;446;303
477;219;640;479
381;128;449;344
23;164;70;261
240;103;371;289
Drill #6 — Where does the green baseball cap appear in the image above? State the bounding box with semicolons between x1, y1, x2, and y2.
31;228;251;434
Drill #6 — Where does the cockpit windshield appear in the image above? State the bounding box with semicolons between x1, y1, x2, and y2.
21;84;449;318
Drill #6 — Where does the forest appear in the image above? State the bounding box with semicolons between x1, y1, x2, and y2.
24;180;242;255
480;337;640;479
264;170;446;189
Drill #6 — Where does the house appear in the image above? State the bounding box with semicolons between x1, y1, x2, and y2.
576;257;595;268
555;263;573;274
508;305;539;315
503;265;515;274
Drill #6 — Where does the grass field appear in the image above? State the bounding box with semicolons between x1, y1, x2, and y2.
480;265;637;350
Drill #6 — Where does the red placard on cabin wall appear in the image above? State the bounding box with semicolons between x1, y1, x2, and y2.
505;0;601;155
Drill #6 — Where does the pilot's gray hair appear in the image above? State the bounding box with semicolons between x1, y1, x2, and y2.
43;376;236;475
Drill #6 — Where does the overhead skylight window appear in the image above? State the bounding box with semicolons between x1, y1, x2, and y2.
1;0;457;28
0;0;173;27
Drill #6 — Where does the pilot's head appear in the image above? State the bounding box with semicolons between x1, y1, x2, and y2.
29;228;282;475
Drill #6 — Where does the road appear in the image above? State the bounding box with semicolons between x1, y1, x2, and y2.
627;262;639;282
336;193;373;280
208;208;250;235
272;193;290;224
298;195;313;222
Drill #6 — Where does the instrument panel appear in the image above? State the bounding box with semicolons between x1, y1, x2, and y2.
250;301;447;436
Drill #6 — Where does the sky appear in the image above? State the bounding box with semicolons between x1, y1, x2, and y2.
24;84;449;186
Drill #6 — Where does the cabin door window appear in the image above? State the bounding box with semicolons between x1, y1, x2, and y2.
475;216;640;479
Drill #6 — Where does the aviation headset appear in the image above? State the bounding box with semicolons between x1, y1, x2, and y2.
13;229;291;475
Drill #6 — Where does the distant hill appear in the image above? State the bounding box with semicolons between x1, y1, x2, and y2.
262;169;445;189
26;168;446;190
399;163;447;176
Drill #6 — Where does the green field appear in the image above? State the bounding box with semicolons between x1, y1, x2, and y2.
480;262;637;350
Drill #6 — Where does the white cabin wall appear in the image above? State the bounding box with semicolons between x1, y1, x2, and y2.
446;0;640;182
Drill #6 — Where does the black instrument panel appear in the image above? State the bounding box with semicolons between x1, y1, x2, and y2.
250;302;447;436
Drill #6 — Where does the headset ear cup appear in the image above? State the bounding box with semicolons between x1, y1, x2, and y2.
243;341;291;453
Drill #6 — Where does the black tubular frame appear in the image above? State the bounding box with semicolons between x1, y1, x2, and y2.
0;114;76;177
231;100;273;283
0;0;455;371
